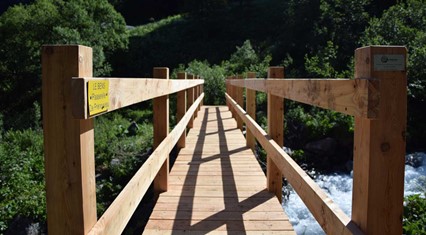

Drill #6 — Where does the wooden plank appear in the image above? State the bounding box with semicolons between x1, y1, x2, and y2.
167;185;268;193
176;72;187;149
144;105;293;234
267;67;283;203
246;72;256;151
226;94;362;235
153;67;170;195
145;219;293;231
88;94;204;235
72;77;203;119
352;46;407;235
228;78;378;118
42;45;97;234
143;230;295;235
149;210;289;221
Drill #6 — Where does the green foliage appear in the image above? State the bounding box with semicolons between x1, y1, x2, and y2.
404;193;426;235
361;0;426;150
0;0;128;129
186;60;227;105
181;40;271;105
305;41;352;78
0;129;45;233
94;112;153;214
225;40;272;75
285;105;354;149
361;0;426;102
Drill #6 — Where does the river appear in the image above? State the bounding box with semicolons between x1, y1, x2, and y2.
282;152;426;235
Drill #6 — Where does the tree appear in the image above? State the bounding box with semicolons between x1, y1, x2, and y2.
0;0;128;129
360;0;426;150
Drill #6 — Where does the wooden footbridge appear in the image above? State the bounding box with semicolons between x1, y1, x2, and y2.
42;45;407;234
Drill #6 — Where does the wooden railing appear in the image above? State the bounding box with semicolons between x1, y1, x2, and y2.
42;45;204;234
226;46;407;235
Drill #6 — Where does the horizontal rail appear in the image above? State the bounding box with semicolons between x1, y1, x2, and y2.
72;77;204;119
225;93;363;235
227;78;379;119
89;93;204;235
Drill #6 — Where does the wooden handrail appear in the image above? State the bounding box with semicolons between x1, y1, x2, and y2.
225;45;407;235
226;93;361;235
42;45;204;235
89;94;204;235
227;78;378;118
72;77;203;119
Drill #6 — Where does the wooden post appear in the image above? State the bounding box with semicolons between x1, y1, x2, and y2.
197;76;201;112
200;78;204;107
187;74;195;128
246;72;256;151
194;76;199;118
42;45;97;234
153;67;169;196
177;72;187;149
226;76;230;110
267;66;284;202
352;46;407;234
236;75;244;130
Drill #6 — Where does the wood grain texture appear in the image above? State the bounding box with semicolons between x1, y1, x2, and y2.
71;77;203;119
144;105;294;234
267;67;284;203
187;74;195;128
235;75;244;130
88;94;204;235
352;46;407;235
227;78;378;118
42;45;97;234
246;72;256;151
176;72;187;149
226;94;362;235
153;67;170;195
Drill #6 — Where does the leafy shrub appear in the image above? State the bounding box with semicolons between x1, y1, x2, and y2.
360;0;426;150
0;0;128;130
0;129;45;233
404;193;426;235
94;112;153;214
186;60;227;105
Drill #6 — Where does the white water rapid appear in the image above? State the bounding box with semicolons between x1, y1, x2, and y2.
282;152;426;235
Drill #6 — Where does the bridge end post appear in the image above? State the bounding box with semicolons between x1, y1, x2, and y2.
267;66;285;203
352;46;407;234
153;67;170;196
42;45;97;234
246;72;256;152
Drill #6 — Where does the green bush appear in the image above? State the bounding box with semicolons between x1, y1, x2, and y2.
94;112;153;214
0;129;45;233
404;193;426;235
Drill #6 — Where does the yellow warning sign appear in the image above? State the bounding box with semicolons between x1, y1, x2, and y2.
88;80;109;116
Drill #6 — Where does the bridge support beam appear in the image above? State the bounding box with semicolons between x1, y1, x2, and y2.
177;72;187;149
187;74;195;128
267;66;284;203
236;75;244;130
352;46;407;234
246;72;256;152
153;67;170;196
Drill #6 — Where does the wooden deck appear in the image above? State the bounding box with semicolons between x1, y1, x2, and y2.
144;106;295;234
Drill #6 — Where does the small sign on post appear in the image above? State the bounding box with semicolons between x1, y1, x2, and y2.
88;80;109;116
373;54;405;71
